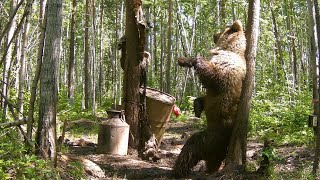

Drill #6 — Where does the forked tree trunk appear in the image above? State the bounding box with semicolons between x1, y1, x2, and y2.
35;0;62;166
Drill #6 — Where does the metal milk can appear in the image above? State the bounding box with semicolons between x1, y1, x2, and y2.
97;110;129;155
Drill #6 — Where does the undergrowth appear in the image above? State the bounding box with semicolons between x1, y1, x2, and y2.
249;87;313;145
0;129;87;179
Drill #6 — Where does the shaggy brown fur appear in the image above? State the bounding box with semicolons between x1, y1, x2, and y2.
173;129;232;178
174;20;247;177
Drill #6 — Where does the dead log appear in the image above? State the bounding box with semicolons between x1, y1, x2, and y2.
0;118;29;128
60;154;105;178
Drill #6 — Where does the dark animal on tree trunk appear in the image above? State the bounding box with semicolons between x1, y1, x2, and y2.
118;36;150;86
173;20;247;178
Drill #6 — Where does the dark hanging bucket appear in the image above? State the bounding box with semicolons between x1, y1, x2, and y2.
140;87;176;143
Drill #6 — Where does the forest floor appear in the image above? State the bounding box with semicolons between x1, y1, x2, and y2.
59;118;314;180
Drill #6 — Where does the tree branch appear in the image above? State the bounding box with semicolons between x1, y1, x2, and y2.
0;0;25;45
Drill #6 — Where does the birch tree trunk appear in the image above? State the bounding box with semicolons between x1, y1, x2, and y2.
18;0;33;119
35;0;62;166
0;0;24;45
313;0;320;175
308;0;319;127
2;0;17;119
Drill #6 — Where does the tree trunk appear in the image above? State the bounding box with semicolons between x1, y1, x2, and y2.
165;0;173;94
98;0;104;106
225;0;260;168
153;2;158;77
313;0;320;175
112;3;119;107
124;0;145;148
84;0;91;109
284;0;298;90
68;0;77;106
308;0;319;125
0;0;24;45
18;0;33;119
219;0;226;26
2;0;17;119
160;14;164;91
17;16;29;118
27;0;47;141
292;35;298;88
117;1;125;105
91;0;96;114
176;2;199;103
35;0;62;166
269;2;285;82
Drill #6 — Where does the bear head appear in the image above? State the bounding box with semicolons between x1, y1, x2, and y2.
211;20;246;56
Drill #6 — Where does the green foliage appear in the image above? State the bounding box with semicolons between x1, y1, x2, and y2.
0;130;57;179
249;87;313;145
171;96;206;129
57;89;108;137
58;89;107;121
65;161;86;179
0;129;88;179
180;96;196;112
268;165;315;180
261;146;280;162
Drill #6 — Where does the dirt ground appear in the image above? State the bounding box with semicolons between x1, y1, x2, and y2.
60;119;314;179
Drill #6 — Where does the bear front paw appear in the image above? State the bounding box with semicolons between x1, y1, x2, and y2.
177;57;196;68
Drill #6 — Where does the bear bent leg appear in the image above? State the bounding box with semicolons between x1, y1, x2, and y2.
173;130;231;178
173;131;205;178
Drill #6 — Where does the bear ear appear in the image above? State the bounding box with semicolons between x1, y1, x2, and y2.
230;20;243;32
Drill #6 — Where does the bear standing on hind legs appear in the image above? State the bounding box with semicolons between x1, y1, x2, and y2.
173;20;247;178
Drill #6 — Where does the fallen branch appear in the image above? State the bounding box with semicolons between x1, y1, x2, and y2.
0;90;32;147
0;90;27;127
0;118;29;128
60;154;105;178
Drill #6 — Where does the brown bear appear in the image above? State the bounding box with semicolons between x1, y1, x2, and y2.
173;20;247;178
